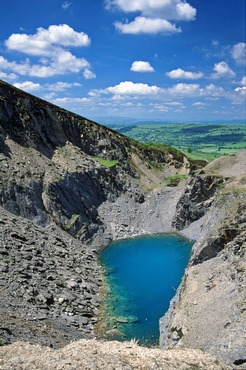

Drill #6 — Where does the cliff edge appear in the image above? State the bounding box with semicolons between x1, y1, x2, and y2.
160;150;246;368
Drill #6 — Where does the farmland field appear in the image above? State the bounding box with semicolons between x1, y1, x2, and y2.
111;123;246;161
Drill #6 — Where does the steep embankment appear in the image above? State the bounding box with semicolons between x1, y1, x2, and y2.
160;150;246;368
0;79;196;349
0;80;193;245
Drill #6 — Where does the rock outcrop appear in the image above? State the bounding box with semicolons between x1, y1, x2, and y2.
160;150;246;368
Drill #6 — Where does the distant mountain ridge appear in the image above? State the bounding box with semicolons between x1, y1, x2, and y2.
91;116;246;126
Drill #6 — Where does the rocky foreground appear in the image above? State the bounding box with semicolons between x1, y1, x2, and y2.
0;339;226;369
0;80;245;368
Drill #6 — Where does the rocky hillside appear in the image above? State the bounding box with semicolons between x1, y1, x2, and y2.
0;80;194;244
0;79;197;346
0;79;245;368
160;150;246;368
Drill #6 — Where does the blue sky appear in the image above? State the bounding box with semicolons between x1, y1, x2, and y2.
0;0;245;121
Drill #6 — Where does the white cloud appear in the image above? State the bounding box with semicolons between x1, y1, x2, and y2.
130;61;154;72
62;2;71;9
106;81;162;95
106;0;196;21
13;81;42;92
231;43;245;65
115;16;181;34
107;0;196;35
166;68;203;79
45;81;82;91
53;97;90;103
0;56;30;76
1;25;93;79
240;76;246;86
211;61;236;79
5;24;90;56
0;71;18;81
52;97;91;107
150;103;169;112
200;84;226;97
212;40;219;47
192;102;207;108
164;101;183;106
235;86;246;93
0;51;90;78
83;68;96;79
43;92;57;100
168;83;200;95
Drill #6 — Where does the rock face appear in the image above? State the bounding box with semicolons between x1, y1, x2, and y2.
0;80;192;245
0;79;245;368
160;151;246;368
0;79;195;350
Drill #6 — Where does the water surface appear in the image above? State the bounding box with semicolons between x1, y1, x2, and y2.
98;234;193;345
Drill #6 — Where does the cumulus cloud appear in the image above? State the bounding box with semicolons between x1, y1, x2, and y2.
90;80;230;102
0;56;30;76
107;0;196;35
83;68;96;79
1;25;93;79
234;76;246;95
53;97;90;105
211;61;236;79
164;101;183;106
45;81;82;91
90;81;162;97
0;25;94;79
13;81;42;92
241;76;246;86
0;71;18;81
106;81;161;95
168;83;200;95
115;16;181;34
11;80;83;94
106;0;196;21
166;68;203;79
231;43;245;65
150;103;169;112
5;24;90;56
200;84;226;97
235;86;246;93
130;61;155;72
192;102;207;107
0;52;90;78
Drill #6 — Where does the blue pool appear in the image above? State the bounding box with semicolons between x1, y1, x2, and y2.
98;233;193;345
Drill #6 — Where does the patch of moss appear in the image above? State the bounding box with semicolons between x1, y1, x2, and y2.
65;214;80;231
95;157;118;167
165;174;188;187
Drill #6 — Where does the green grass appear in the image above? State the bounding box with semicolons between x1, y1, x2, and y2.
165;174;188;186
182;151;218;162
95;157;119;167
113;123;246;162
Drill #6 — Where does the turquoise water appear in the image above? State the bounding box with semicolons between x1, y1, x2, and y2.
98;234;193;345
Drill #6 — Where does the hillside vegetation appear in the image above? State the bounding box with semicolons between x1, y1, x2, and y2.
112;123;246;161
